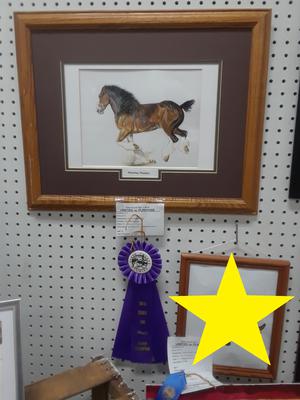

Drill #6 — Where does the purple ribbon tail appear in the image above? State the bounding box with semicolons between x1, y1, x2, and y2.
112;280;169;363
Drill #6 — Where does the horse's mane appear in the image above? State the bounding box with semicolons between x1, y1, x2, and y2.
105;85;140;115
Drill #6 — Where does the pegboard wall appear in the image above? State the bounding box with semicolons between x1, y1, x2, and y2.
0;0;300;398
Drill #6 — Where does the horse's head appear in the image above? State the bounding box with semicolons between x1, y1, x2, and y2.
97;86;110;114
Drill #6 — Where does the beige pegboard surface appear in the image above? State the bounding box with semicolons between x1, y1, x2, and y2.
0;0;300;398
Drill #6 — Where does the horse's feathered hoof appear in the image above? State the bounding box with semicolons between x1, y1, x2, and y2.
170;134;179;143
184;145;190;154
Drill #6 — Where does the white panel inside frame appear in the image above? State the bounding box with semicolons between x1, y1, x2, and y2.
186;264;277;370
63;64;220;172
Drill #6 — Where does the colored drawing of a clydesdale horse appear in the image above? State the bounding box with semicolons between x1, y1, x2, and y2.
97;85;194;149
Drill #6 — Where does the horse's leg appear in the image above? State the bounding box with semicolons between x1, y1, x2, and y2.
117;129;131;142
127;133;134;142
171;107;187;137
127;134;142;151
173;127;187;138
160;107;191;160
117;131;136;152
183;139;190;153
174;124;190;154
160;106;187;143
162;135;178;162
160;115;179;143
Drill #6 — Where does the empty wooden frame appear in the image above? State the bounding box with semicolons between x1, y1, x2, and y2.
176;253;290;379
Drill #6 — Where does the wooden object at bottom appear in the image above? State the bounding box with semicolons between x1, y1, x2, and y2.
25;358;138;400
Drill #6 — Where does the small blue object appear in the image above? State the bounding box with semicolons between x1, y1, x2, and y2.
156;371;186;400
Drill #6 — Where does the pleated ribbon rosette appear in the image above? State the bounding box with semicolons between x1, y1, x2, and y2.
112;241;169;363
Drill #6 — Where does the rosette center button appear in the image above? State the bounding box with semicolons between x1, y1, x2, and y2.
128;250;152;274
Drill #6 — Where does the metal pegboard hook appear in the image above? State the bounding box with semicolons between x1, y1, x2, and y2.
235;222;239;245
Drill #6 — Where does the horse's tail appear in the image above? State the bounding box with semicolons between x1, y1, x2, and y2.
180;99;195;112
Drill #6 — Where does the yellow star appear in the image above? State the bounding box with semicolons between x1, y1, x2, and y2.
170;253;293;365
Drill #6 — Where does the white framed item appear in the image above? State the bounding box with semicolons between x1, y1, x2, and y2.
176;254;290;379
0;299;23;400
63;63;220;174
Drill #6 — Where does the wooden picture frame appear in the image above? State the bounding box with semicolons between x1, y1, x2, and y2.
295;340;300;382
25;358;137;400
14;10;271;213
176;254;290;379
0;299;23;400
289;85;300;198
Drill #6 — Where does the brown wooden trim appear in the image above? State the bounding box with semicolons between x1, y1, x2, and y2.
25;361;113;400
176;253;290;379
25;359;136;400
213;365;273;379
15;13;42;210
29;194;251;213
15;10;271;213
241;10;271;213
14;10;271;30
91;382;109;400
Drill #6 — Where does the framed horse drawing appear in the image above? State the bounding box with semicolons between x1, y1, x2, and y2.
15;10;271;213
64;64;218;172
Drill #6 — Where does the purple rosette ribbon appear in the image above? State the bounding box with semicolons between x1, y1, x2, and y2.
112;241;169;363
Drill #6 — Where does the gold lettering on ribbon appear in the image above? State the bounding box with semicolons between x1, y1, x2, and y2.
135;346;150;352
137;330;148;336
137;341;148;346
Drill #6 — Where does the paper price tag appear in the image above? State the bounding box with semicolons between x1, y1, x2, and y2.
116;202;164;237
168;336;222;394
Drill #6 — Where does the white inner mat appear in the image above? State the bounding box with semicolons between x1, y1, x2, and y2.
186;264;278;370
63;64;220;173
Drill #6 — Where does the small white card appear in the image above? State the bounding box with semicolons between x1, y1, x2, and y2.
168;336;222;394
116;202;164;237
121;167;159;179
